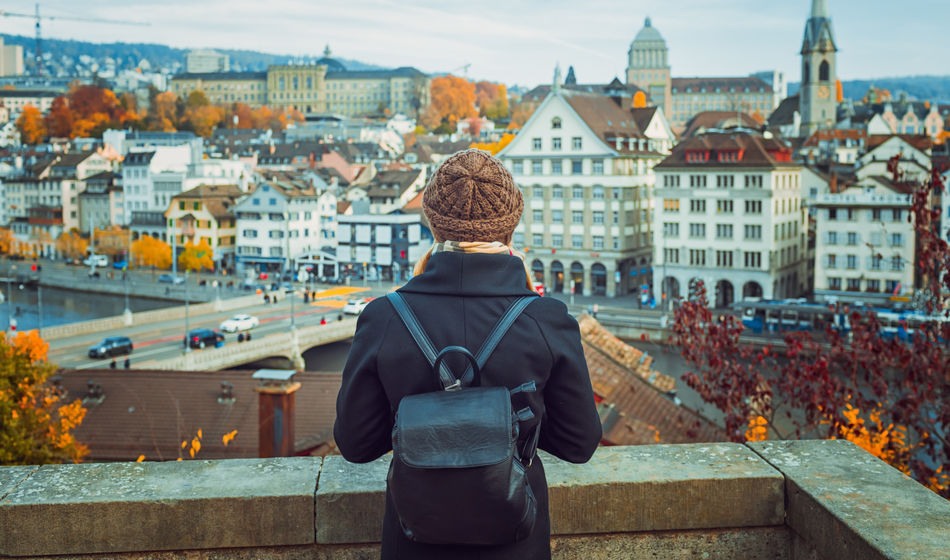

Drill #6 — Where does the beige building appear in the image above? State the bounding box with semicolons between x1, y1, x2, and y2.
625;18;774;129
0;37;24;77
166;184;241;271
171;49;429;118
186;49;229;73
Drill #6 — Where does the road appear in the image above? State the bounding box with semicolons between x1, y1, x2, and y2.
48;285;387;370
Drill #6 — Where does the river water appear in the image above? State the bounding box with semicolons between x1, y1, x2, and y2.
0;286;176;333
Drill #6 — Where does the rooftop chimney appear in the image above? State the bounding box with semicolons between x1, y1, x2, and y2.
253;369;300;457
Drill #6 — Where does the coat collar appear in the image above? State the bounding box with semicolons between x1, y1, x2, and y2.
398;252;537;297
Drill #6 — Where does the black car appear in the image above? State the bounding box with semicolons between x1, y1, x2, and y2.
88;336;133;358
184;328;225;349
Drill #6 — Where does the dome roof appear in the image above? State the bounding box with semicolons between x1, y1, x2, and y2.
316;45;346;72
633;17;666;44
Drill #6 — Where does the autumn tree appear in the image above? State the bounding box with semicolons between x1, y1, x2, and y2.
181;104;225;138
92;226;130;257
508;99;539;129
0;330;88;465
470;133;515;155
44;96;74;138
671;164;950;497
15;105;47;144
54;231;88;262
178;239;214;275
145;90;179;132
475;81;509;121
225;103;254;129
131;235;172;270
0;228;14;254
424;75;477;133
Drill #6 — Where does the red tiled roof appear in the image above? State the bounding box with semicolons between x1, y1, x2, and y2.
867;134;933;152
561;91;662;155
577;314;724;445
681;111;761;139
58;368;341;461
655;131;797;169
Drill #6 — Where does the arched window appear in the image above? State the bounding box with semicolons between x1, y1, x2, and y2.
819;60;830;81
551;117;562;129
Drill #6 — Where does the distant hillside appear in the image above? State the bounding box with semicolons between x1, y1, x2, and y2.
0;33;387;73
788;75;950;104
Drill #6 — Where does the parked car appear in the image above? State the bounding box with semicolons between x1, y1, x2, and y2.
112;260;128;270
184;328;225;349
220;313;259;333
342;299;371;315
83;254;109;267
158;273;185;284
88;336;133;358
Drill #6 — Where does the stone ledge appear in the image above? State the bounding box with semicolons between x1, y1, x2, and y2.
545;443;784;534
0;458;320;556
749;440;950;560
314;443;784;544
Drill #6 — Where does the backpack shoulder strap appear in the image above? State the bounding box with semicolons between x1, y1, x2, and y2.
387;293;538;390
457;296;537;386
386;292;457;390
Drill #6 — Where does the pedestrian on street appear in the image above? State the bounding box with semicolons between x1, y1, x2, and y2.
592;303;599;318
109;358;116;369
245;332;252;342
320;317;327;325
238;332;245;343
124;358;130;369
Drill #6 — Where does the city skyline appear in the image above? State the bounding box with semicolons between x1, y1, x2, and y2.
0;0;947;88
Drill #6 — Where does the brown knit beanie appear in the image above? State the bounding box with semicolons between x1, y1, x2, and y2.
422;149;523;243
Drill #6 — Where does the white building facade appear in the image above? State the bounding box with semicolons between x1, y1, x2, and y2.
336;213;432;283
498;87;674;297
233;182;337;276
653;132;807;308
812;179;915;305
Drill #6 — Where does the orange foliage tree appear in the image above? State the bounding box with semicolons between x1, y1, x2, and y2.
0;330;88;465
182;105;225;138
475;81;509;120
423;75;477;133
15;105;47;145
131;235;172;270
470;133;516;155
178;239;214;274
508;99;540;129
0;228;14;254
44;96;74;138
93;226;130;257
54;231;88;262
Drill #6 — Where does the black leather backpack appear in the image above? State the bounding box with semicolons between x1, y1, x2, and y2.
385;292;541;545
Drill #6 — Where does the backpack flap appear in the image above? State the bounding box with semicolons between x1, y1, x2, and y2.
395;386;514;468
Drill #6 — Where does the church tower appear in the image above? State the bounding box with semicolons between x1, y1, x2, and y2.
799;0;838;136
626;17;672;117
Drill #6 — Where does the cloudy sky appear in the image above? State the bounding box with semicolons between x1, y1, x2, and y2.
0;0;946;87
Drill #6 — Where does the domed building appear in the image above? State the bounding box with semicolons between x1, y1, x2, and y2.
625;17;672;118
315;45;346;73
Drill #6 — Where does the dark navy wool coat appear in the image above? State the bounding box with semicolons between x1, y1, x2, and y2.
334;251;602;560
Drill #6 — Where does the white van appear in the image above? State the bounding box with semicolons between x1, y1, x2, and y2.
83;254;109;267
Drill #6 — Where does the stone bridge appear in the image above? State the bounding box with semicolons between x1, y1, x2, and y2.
138;318;358;371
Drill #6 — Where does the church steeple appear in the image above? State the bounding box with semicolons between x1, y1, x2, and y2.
800;0;838;136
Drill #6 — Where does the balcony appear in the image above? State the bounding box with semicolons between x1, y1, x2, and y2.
1;440;946;559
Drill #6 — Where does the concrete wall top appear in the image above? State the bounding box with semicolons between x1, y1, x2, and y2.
0;441;947;559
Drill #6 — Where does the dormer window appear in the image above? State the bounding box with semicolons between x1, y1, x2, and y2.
685;150;709;163
551;117;562;129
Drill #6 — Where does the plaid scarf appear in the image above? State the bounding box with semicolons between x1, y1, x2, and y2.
413;241;534;290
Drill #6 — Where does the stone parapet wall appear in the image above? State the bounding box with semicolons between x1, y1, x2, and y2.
1;441;947;559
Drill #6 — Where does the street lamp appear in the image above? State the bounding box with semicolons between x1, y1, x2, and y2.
284;211;295;330
183;269;191;354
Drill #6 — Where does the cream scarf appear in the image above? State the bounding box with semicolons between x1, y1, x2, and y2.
412;241;534;290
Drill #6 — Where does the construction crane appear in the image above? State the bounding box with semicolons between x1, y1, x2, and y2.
451;63;471;77
0;3;149;76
